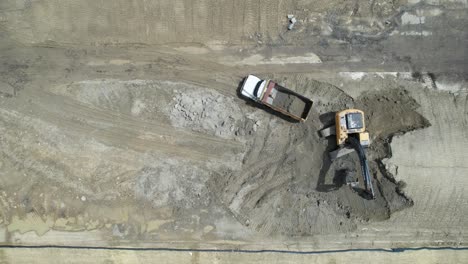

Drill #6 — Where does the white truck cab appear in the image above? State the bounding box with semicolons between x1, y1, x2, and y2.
240;75;266;101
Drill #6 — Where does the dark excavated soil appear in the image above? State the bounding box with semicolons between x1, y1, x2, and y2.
273;92;308;118
209;77;431;236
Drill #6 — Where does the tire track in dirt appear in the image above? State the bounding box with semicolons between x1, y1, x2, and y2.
264;0;278;39
174;0;187;42
243;0;258;38
3;0;290;45
20;90;245;163
192;0;207;40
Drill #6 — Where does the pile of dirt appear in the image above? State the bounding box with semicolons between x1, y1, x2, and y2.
357;88;431;149
170;88;257;139
273;92;308;118
209;78;431;236
355;88;431;212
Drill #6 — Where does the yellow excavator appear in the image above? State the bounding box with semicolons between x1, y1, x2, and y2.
319;109;375;199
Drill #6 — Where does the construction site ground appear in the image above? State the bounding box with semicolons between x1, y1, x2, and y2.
0;0;467;263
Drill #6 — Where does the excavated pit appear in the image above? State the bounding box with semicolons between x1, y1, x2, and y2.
208;79;431;236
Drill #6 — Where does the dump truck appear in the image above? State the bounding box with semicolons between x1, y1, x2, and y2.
240;75;313;122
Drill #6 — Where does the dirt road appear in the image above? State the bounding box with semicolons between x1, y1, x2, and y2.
0;0;467;262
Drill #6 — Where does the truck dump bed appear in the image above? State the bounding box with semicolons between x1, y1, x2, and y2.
260;81;313;122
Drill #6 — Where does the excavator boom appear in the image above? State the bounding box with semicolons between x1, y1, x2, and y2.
347;137;375;199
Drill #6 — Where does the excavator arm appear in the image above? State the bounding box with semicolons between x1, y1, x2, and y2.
347;136;375;199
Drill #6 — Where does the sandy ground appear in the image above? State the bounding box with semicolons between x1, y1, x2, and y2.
0;0;468;262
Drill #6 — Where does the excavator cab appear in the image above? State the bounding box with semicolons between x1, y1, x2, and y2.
335;109;369;147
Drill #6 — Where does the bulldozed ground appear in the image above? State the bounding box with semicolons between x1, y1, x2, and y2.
0;0;468;262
